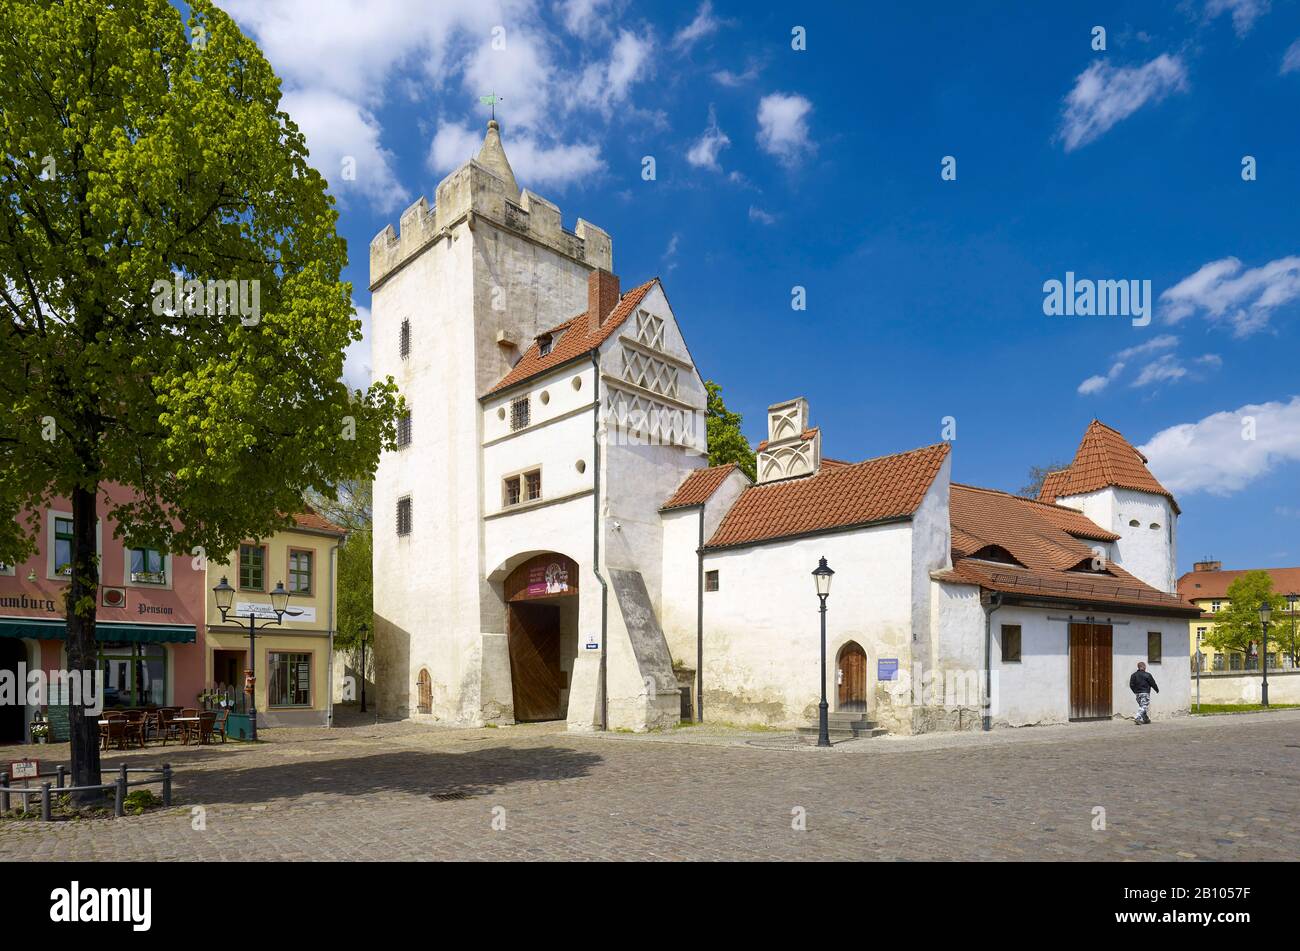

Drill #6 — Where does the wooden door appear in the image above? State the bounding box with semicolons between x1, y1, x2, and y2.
1069;623;1113;720
837;642;867;712
507;602;563;721
416;669;432;715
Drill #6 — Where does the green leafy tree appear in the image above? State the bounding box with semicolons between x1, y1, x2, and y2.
0;0;400;796
704;381;756;480
1203;571;1287;663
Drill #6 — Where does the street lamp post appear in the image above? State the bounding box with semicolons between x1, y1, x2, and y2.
1258;600;1272;708
212;576;299;742
1288;593;1298;670
358;621;370;713
811;557;835;748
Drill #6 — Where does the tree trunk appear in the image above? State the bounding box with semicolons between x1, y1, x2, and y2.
65;482;103;803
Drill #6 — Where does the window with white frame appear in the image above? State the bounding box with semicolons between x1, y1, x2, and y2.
129;547;166;585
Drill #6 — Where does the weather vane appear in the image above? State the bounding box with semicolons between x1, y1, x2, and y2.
479;93;503;121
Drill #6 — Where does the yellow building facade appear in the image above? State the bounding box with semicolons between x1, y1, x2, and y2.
1179;562;1300;672
204;511;346;727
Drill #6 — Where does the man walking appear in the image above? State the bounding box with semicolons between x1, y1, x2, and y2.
1130;661;1159;724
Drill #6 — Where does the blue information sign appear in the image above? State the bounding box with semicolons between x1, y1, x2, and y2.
877;658;899;681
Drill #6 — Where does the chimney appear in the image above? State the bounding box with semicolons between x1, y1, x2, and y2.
1193;559;1221;573
588;269;620;334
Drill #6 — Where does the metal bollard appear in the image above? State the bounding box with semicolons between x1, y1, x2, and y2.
1;772;8;814
114;763;127;818
57;765;66;789
161;763;172;807
41;783;51;822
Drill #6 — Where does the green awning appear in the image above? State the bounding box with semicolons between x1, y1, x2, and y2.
0;617;196;643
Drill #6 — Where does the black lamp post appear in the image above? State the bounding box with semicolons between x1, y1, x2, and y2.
811;556;835;748
1288;593;1298;670
357;621;370;713
1258;600;1272;708
212;576;298;742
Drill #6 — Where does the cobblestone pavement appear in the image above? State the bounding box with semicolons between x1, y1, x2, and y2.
3;708;1298;861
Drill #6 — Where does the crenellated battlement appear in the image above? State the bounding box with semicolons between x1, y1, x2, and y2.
369;123;612;288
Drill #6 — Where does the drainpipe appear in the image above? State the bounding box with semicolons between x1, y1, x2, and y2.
982;592;1003;732
326;540;342;728
591;351;609;731
696;505;705;722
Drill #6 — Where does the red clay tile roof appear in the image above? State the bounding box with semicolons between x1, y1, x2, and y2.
1038;419;1179;514
703;443;950;550
485;278;658;396
945;483;1194;615
661;464;744;511
1177;566;1300;602
755;427;818;453
291;509;347;536
937;561;1200;616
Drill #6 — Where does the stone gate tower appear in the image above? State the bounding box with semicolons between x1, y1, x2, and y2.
368;121;613;722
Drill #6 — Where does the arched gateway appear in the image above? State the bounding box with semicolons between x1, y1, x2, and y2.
503;553;579;722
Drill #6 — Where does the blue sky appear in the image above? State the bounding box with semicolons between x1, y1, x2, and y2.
220;0;1300;576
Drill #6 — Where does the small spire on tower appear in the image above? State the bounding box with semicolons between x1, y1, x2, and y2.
475;94;520;199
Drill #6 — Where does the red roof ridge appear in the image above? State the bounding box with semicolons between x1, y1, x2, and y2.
660;463;744;511
484;277;659;397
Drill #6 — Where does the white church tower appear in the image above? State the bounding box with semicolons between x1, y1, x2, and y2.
1039;420;1179;593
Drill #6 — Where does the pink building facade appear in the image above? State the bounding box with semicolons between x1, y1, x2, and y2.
0;484;205;743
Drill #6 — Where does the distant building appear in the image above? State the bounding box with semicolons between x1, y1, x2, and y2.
204;510;346;727
368;121;1199;734
1178;562;1300;672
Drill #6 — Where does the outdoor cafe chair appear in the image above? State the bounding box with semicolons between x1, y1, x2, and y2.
194;711;217;745
100;712;127;751
211;708;230;743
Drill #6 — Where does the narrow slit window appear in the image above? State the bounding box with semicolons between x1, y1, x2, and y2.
396;496;412;536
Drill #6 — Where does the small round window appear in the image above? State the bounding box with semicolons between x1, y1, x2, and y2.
1128;519;1140;527
571;375;583;391
1149;522;1160;530
496;407;506;421
540;390;550;405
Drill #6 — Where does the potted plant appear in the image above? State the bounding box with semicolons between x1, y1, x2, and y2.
30;720;50;744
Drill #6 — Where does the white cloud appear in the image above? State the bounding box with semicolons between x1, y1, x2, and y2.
573;30;655;116
1161;255;1300;336
281;89;407;212
343;304;372;389
748;205;777;225
1282;38;1300;74
1131;353;1189;387
1140;396;1300;496
686;108;731;170
429;121;604;189
673;2;722;51
713;62;760;87
663;233;680;272
462;29;557;132
1076;334;1178;394
559;0;613;36
757;92;815;166
1058;54;1188;152
1204;0;1270;37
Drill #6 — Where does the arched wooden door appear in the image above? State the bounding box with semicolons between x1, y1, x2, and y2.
836;642;867;712
416;668;432;715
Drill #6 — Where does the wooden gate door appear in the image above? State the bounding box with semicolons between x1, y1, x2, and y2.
507;602;563;721
1069;623;1113;720
416;669;432;715
837;642;867;712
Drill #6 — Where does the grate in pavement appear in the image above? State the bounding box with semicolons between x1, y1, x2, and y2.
429;791;472;801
